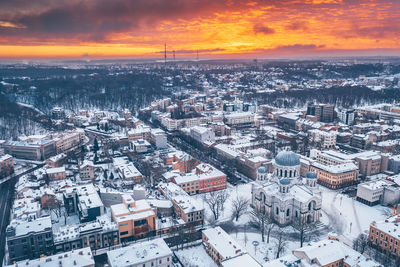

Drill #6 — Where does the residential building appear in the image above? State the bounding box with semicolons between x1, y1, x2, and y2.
53;216;119;253
158;182;204;225
338;108;355;125
3;139;56;161
79;160;95;181
308;129;337;149
110;195;156;241
369;216;400;258
107;238;172;267
6;217;54;263
202;227;260;266
190;126;215;144
6;247;94;267
310;162;358;189
46;167;66;181
62;184;105;222
0;154;14;177
306;103;334;122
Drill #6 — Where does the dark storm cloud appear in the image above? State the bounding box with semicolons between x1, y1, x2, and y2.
253;23;275;35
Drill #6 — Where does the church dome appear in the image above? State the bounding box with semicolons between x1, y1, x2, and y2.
279;178;291;185
258;166;268;174
306;171;317;179
275;151;300;166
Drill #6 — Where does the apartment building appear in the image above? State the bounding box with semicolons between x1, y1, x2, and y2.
107;238;172;267
158;182;204;225
308;129;337;149
202;227;260;266
110;195;156;241
6;247;94;267
310;162;358;189
79;160;95;181
3;139;56;161
6;217;54;264
62;184;105;223
53;217;119;253
171;163;227;195
369;216;400;258
46;167;66;181
0;154;14;177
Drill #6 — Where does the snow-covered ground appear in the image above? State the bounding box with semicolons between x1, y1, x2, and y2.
174;245;216;267
320;187;391;242
231;231;300;264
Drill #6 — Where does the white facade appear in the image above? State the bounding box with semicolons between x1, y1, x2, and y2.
308;129;337;149
252;152;322;226
107;238;172;267
190;126;215;144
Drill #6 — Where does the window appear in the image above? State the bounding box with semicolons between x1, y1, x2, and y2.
276;207;279;215
120;223;128;226
120;231;129;236
286;209;290;217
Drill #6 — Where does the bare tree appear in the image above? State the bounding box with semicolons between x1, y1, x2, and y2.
294;217;308;248
250;205;272;243
231;196;249;221
353;233;368;254
203;190;228;221
275;229;287;259
265;216;275;244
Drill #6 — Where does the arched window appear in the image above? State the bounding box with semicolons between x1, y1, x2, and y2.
276;169;279;175
286;209;290;217
280;169;282;177
294;170;296;177
295;211;298;218
276;207;279;215
284;170;287;177
289;170;292;177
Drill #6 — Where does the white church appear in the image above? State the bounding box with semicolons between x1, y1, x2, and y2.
252;150;322;226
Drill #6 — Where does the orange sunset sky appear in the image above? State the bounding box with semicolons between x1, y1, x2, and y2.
0;0;399;59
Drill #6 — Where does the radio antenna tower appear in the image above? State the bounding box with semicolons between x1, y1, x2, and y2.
196;49;199;61
164;43;167;67
173;50;176;61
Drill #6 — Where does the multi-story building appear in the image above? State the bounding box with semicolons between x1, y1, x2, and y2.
3;139;56;161
202;227;260;266
79;160;95;181
6;247;94;267
107;238;172;267
0;154;14;177
158;182;204;225
110;195;156;241
224;112;255;127
337;108;355;125
53;216;119;253
190;126;215;144
306;103;334;122
310;162;358;189
6;217;54;264
369;216;400;258
308;129;337;149
46;167;66;181
113;157;143;183
150;128;168;149
170;163;227;195
62;184;105;223
356;179;400;206
129;139;152;153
